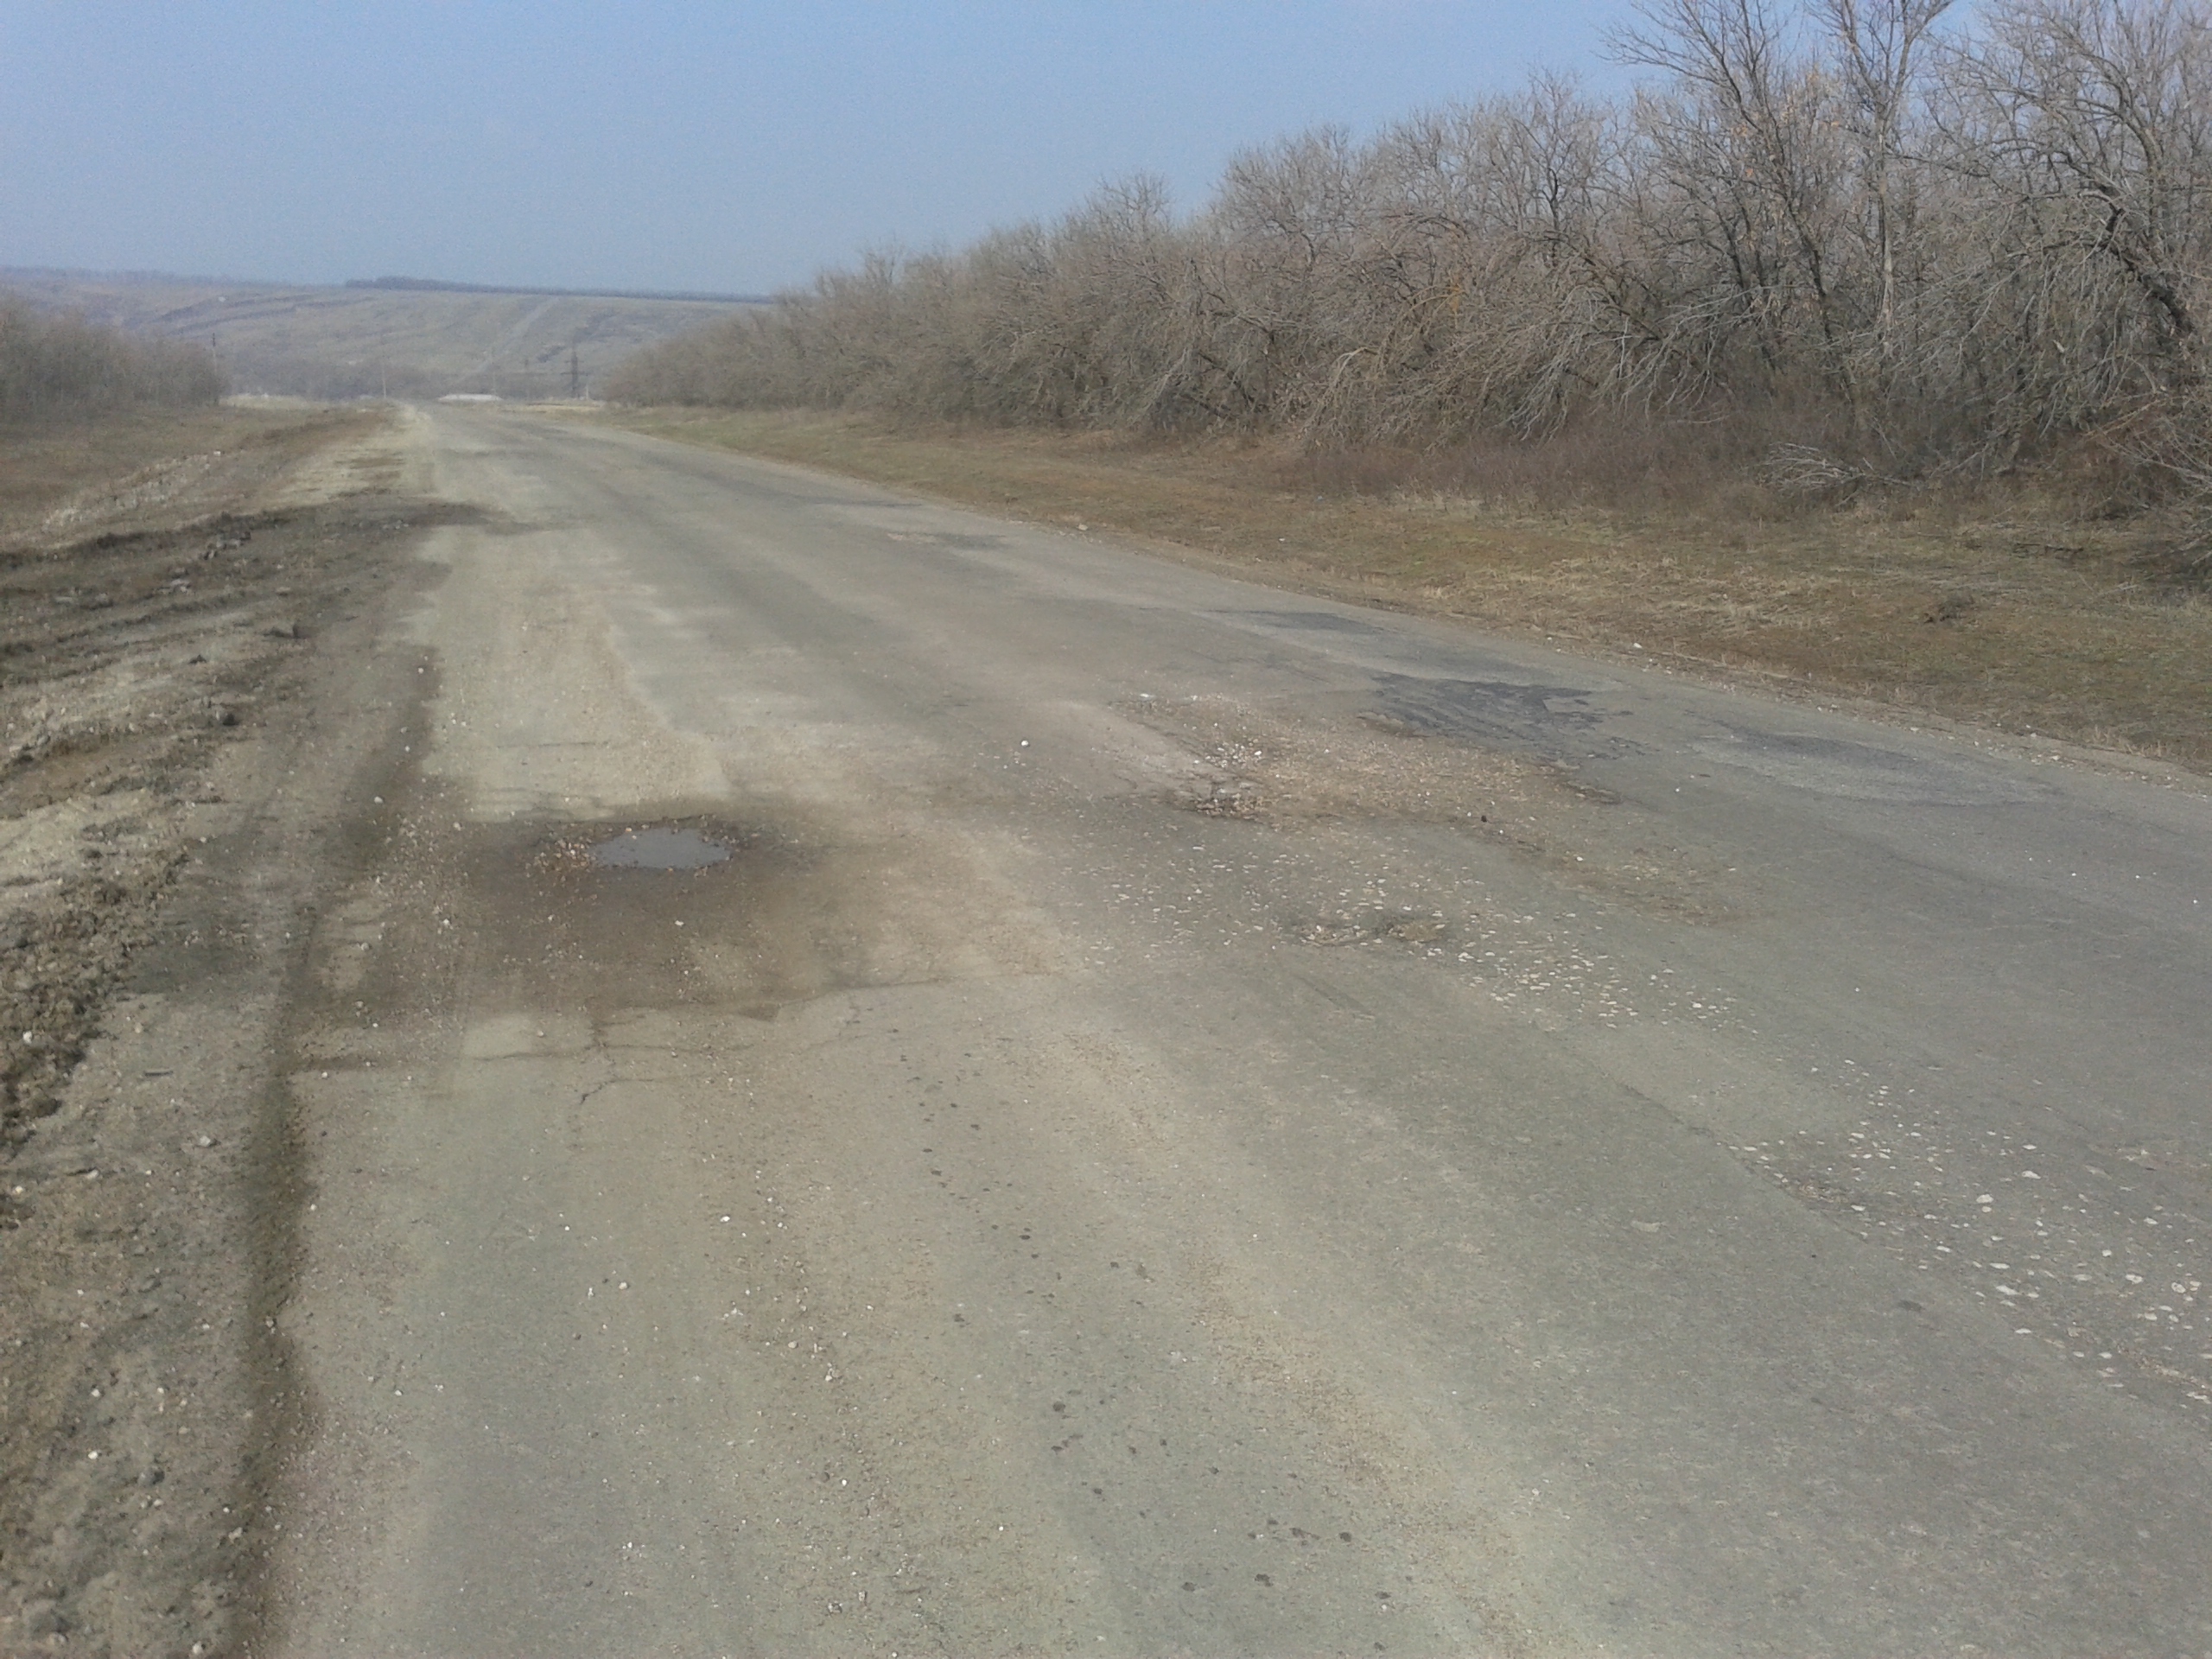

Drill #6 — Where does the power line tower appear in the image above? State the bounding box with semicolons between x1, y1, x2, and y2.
569;340;581;400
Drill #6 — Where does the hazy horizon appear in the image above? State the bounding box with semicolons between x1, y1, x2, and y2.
0;265;772;302
3;1;1636;296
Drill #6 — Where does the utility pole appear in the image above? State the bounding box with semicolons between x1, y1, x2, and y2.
569;340;580;400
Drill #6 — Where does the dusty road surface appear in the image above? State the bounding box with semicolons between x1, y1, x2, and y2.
211;406;2212;1655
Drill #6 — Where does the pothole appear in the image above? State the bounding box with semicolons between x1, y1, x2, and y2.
587;827;731;871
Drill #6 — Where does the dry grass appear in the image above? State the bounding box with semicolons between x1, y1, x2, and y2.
611;408;2212;772
0;404;384;543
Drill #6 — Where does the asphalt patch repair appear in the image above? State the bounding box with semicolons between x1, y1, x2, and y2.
0;473;460;1656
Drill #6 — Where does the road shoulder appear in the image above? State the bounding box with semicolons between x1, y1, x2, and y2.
0;409;447;1657
607;406;2212;779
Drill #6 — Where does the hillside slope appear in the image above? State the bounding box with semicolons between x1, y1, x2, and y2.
2;270;754;401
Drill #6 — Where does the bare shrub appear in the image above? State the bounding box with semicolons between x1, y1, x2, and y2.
1272;398;1873;515
614;0;2212;530
0;296;226;425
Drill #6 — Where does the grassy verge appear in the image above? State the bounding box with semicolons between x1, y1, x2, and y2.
610;408;2212;772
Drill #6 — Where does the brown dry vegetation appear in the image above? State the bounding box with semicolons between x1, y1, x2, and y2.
1;298;222;424
0;404;346;539
614;0;2212;509
615;407;2212;769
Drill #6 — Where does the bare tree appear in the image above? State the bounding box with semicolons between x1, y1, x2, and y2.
1815;0;1955;357
1953;0;2212;359
607;0;2212;520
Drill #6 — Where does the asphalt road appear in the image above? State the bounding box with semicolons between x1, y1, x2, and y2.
265;406;2212;1656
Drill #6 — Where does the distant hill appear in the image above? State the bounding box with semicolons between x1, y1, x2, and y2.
349;276;769;305
0;268;761;401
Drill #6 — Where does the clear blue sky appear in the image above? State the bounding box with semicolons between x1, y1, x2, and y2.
2;2;1639;295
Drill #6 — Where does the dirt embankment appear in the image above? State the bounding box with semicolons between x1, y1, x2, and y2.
0;405;448;1656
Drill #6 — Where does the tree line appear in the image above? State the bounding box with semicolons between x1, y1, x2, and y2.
611;0;2212;518
0;297;226;425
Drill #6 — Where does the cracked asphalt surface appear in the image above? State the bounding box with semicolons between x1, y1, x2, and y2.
261;406;2212;1656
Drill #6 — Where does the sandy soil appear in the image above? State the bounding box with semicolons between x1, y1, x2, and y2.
0;406;444;1656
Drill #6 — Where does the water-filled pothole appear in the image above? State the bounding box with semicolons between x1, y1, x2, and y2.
588;827;732;870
